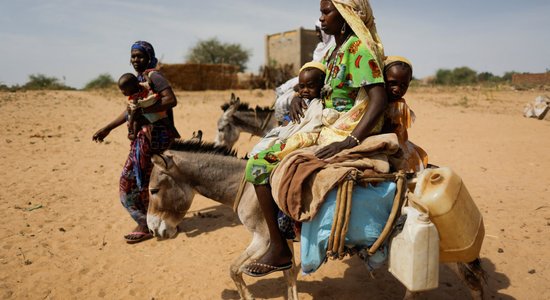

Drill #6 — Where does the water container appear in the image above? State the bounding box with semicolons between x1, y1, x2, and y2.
413;167;484;263
389;206;439;292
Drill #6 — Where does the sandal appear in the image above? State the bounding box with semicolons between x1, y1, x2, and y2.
124;231;153;244
242;261;292;277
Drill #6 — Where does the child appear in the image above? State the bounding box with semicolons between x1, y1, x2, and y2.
382;56;428;172
117;73;162;140
248;61;327;158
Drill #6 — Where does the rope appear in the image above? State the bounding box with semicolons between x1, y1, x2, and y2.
327;170;356;260
326;170;408;259
366;171;406;255
233;173;247;213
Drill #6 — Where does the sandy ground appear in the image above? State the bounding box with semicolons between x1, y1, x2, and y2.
1;86;549;299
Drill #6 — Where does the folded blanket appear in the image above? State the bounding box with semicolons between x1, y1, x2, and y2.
271;133;400;222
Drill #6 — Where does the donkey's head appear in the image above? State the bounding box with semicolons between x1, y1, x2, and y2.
147;153;194;238
214;93;241;149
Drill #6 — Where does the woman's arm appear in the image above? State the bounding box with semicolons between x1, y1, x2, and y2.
289;95;308;123
92;110;127;142
141;72;177;114
315;84;387;159
140;87;177;113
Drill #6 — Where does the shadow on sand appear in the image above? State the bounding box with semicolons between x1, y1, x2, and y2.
221;256;513;299
169;204;241;238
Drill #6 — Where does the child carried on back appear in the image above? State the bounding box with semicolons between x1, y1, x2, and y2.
117;73;165;140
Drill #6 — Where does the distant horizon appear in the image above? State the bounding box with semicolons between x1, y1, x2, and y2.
1;0;549;89
1;65;541;90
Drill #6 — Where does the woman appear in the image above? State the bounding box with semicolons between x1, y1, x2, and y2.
243;0;388;277
92;41;179;244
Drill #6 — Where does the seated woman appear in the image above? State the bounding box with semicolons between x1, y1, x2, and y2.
243;0;388;277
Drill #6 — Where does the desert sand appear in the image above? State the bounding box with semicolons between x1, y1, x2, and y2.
1;86;549;299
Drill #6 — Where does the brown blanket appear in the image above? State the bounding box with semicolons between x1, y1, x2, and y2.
271;133;400;222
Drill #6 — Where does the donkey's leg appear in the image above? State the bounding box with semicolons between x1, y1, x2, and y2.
446;258;486;300
403;290;418;300
230;232;269;300
283;240;300;300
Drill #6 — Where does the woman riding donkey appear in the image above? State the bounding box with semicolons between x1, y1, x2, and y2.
93;41;180;244
243;0;389;276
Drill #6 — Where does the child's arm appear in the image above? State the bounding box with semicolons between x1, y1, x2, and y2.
92;110;127;142
127;98;139;140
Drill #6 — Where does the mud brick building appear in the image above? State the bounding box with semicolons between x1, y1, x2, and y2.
265;27;319;76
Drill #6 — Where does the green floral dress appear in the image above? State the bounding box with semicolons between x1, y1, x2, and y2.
245;34;384;185
323;34;384;112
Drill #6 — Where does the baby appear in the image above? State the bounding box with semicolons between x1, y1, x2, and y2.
249;61;327;157
117;73;160;140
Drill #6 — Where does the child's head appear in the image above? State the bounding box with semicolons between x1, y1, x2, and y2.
118;73;141;97
384;56;413;102
298;61;326;100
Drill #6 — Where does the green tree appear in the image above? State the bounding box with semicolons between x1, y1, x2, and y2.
451;67;477;85
186;38;250;72
84;73;115;90
22;74;74;90
434;69;453;85
502;71;518;82
477;72;496;82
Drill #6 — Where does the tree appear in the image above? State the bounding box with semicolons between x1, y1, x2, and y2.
502;71;518;82
186;38;250;72
451;67;477;85
434;69;453;85
22;74;74;90
477;72;496;82
84;73;115;90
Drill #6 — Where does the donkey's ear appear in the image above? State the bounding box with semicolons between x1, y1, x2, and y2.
192;130;203;142
151;153;174;170
230;93;240;106
151;154;167;169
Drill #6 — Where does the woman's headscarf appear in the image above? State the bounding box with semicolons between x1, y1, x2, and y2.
330;0;385;66
313;20;336;62
131;41;158;69
384;56;413;74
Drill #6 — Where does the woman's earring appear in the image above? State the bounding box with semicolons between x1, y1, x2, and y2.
340;23;347;35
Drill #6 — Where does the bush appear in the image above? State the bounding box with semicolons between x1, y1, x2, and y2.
84;73;115;90
186;38;251;72
434;67;514;86
0;81;21;92
22;74;75;90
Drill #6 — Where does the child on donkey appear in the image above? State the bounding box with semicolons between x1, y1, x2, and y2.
382;56;428;172
247;61;327;159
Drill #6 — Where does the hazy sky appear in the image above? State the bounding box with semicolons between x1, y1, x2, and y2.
1;0;549;88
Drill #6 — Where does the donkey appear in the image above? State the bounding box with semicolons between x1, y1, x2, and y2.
146;140;486;300
214;93;278;149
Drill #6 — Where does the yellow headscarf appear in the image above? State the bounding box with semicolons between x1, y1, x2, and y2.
299;61;327;73
330;0;385;66
384;56;413;74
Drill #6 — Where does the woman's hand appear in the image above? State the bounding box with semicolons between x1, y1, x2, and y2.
92;127;111;143
289;95;307;123
315;137;356;159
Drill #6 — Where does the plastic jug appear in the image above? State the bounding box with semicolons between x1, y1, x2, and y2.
389;206;439;292
413;167;484;262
